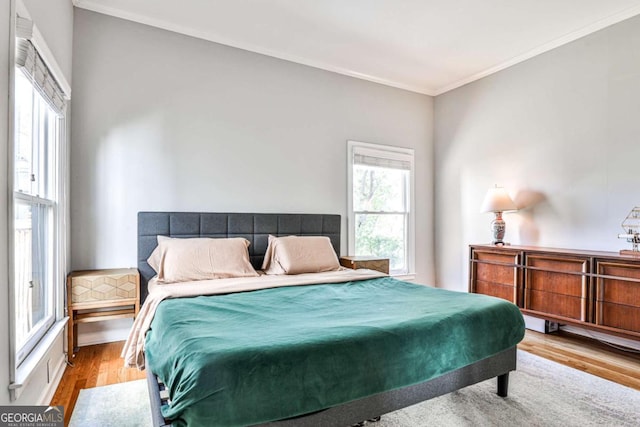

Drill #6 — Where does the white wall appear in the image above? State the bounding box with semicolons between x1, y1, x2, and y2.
70;10;435;287
434;15;640;291
0;0;73;405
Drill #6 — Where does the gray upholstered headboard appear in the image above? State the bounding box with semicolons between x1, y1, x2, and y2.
137;212;341;303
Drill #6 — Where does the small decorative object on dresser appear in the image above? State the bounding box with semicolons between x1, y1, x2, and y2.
618;206;640;256
67;268;140;358
339;256;390;274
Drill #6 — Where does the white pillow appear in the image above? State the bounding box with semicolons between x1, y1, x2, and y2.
262;235;340;275
148;236;259;283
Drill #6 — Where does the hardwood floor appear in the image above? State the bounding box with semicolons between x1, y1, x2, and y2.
50;330;640;425
518;329;640;391
50;341;145;426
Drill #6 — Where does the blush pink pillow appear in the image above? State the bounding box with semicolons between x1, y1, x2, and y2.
148;236;258;283
262;235;340;275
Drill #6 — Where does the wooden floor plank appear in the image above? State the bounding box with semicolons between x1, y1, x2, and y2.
51;330;640;420
518;330;640;391
50;341;145;420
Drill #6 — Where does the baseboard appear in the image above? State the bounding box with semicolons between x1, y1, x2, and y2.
524;315;640;352
37;351;66;406
523;315;558;334
560;325;640;352
77;318;133;347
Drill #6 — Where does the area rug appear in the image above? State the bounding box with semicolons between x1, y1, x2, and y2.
379;350;640;427
69;378;151;427
69;351;640;426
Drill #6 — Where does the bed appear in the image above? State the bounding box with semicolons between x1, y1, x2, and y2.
126;212;525;427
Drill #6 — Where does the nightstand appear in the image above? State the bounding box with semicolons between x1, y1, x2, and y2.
339;256;390;274
67;268;139;358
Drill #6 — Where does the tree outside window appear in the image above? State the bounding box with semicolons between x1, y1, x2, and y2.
348;141;414;276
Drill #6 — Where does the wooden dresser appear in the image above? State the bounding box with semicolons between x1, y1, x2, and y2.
469;245;640;341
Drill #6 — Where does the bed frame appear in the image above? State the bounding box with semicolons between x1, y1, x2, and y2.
137;211;516;427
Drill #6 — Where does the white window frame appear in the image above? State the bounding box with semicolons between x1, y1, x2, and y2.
13;72;61;365
347;140;415;278
8;0;70;401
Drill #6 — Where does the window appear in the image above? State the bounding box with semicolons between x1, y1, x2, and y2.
13;68;61;364
347;141;415;276
11;24;67;370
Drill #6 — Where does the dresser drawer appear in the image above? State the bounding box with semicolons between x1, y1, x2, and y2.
525;290;584;321
525;254;589;297
597;303;640;333
595;260;640;333
476;262;517;286
70;268;139;306
596;261;640;306
475;280;516;303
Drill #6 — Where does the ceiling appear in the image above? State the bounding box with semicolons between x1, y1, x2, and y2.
72;0;640;96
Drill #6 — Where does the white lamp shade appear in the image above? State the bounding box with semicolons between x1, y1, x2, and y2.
481;187;517;213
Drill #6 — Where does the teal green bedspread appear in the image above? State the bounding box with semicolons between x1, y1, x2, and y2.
145;277;524;426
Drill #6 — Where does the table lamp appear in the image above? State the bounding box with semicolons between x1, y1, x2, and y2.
481;186;517;245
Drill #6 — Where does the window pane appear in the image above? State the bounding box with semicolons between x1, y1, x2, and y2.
15;71;34;195
14;70;58;198
14;201;54;356
349;142;414;276
355;213;407;273
353;165;408;212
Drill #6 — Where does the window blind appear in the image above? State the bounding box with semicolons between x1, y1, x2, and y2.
353;153;412;171
15;18;66;113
